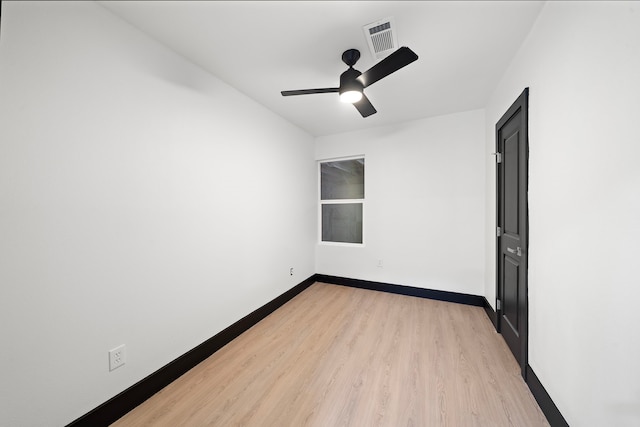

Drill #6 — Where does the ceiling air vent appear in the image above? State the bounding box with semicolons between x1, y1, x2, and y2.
363;17;398;60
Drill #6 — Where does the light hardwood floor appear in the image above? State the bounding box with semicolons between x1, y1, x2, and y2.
112;283;549;426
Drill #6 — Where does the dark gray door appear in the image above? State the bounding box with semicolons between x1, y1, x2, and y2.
496;88;529;377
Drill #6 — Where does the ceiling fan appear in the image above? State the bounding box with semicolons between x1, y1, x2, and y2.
281;47;418;118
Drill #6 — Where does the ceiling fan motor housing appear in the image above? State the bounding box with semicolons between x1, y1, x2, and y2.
339;67;363;96
281;46;417;117
341;49;361;67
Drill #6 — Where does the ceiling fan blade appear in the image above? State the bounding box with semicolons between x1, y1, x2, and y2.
353;94;377;118
357;47;418;88
281;88;339;96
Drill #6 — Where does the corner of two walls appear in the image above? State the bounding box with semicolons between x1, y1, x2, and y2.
6;1;639;426
314;110;486;297
0;2;315;426
484;2;640;426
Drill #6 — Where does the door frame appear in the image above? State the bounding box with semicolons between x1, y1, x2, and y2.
495;87;529;379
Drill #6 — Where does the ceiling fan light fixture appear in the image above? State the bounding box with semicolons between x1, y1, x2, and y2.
281;46;417;118
339;66;364;104
340;90;363;104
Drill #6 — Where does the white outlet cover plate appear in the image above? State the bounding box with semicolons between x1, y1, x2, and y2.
109;344;126;371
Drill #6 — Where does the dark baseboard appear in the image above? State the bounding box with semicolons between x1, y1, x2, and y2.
526;365;569;427
483;296;498;329
69;274;569;427
318;276;569;426
315;274;485;307
483;302;567;425
483;303;568;425
66;275;316;427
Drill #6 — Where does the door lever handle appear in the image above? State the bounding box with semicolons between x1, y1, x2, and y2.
507;247;522;256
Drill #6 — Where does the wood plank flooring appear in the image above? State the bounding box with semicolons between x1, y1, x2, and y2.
112;283;549;426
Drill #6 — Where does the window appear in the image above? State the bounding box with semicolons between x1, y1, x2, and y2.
319;157;364;244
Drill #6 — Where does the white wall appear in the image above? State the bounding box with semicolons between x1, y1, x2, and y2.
316;110;486;296
484;2;640;426
0;2;315;426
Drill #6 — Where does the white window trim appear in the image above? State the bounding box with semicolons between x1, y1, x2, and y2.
317;156;365;247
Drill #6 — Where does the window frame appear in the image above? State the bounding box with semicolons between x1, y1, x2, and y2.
318;155;365;246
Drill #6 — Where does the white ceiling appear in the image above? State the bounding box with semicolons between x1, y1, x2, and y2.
100;1;545;137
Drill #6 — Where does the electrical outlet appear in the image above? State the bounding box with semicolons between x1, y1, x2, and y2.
109;344;126;371
377;259;384;268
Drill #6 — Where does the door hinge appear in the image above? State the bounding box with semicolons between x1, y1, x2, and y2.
496;299;501;310
492;152;502;163
496;226;502;237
